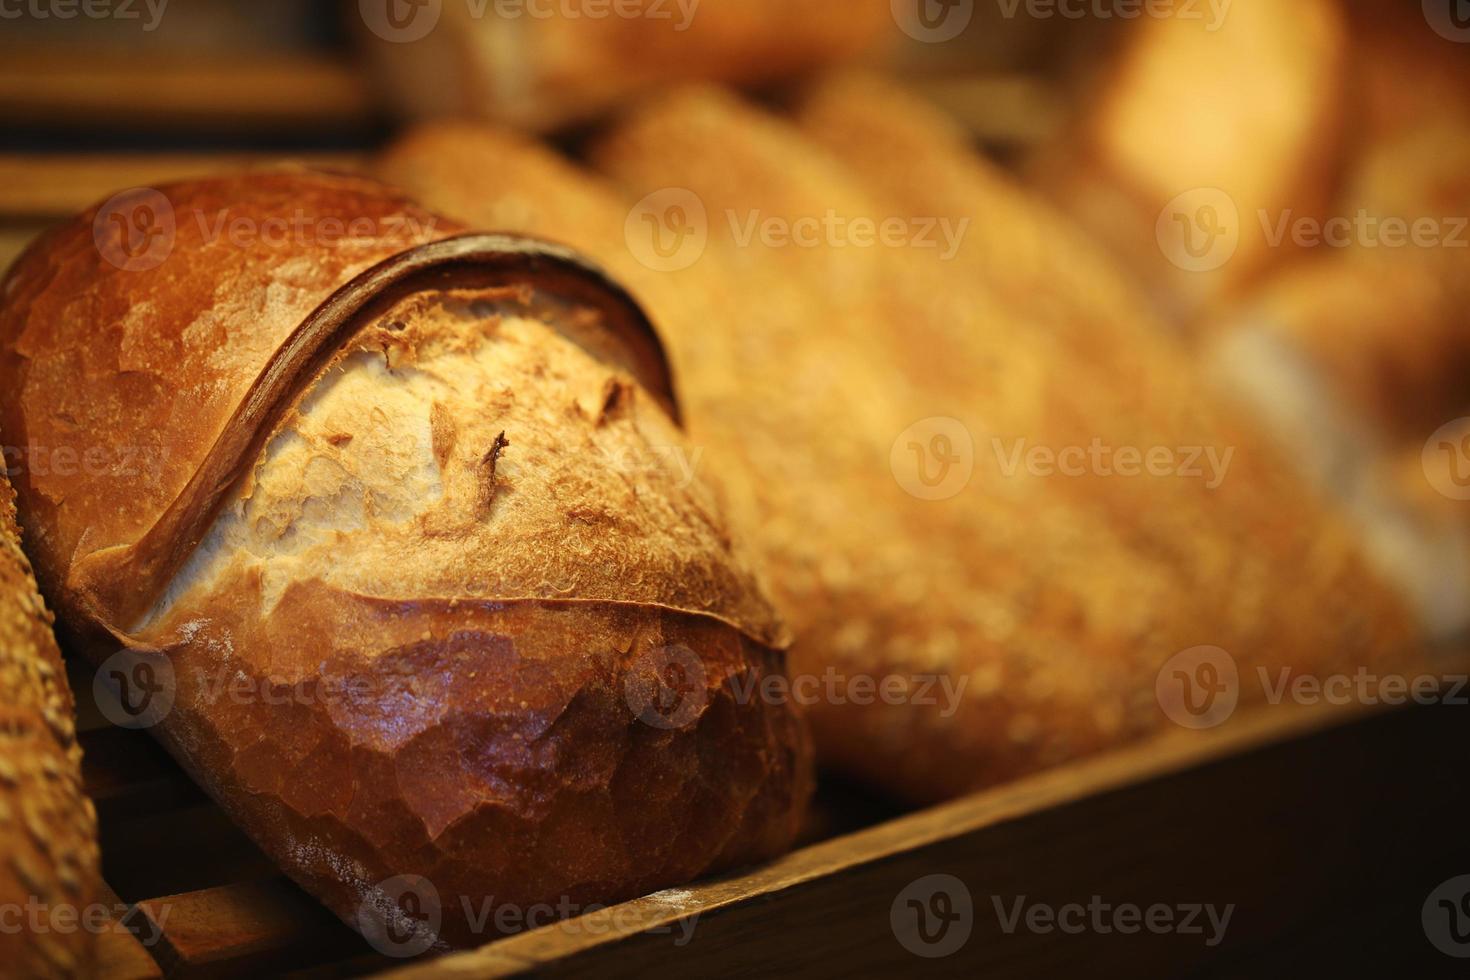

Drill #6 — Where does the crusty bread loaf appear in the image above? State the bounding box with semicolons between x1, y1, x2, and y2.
594;85;1417;795
355;0;893;130
377;83;1418;803
1039;0;1348;321
0;470;100;979
0;172;810;951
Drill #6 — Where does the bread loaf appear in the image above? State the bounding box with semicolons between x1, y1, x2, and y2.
0;172;810;951
1039;0;1348;320
354;0;893;130
0;470;100;978
377;83;1417;803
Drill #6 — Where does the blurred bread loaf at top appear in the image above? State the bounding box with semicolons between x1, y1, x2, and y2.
1037;0;1348;322
353;0;894;129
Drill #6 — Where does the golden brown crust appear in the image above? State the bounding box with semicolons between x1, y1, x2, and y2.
0;174;809;950
0;472;100;979
593;85;1417;796
0;172;452;617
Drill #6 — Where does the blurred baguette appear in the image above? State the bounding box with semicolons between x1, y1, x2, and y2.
379;84;1418;801
354;0;893;130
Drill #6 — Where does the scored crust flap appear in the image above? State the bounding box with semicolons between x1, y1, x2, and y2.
65;232;684;636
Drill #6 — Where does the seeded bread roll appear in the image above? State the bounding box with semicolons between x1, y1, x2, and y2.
376;85;1416;803
0;172;810;952
0;470;100;979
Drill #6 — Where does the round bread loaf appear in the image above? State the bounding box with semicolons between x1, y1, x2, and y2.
0;172;810;952
0;470;100;978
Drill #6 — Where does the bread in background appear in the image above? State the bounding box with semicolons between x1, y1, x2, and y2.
1035;0;1348;323
353;0;894;130
380;82;1418;803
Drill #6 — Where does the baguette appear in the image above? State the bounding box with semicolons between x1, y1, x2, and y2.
593;86;1416;794
0;469;100;979
354;0;893;130
378;85;1417;802
0;172;810;952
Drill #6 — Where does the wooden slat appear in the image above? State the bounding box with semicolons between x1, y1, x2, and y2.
133;879;378;979
0;46;378;133
0;153;365;220
94;882;166;980
386;700;1470;977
